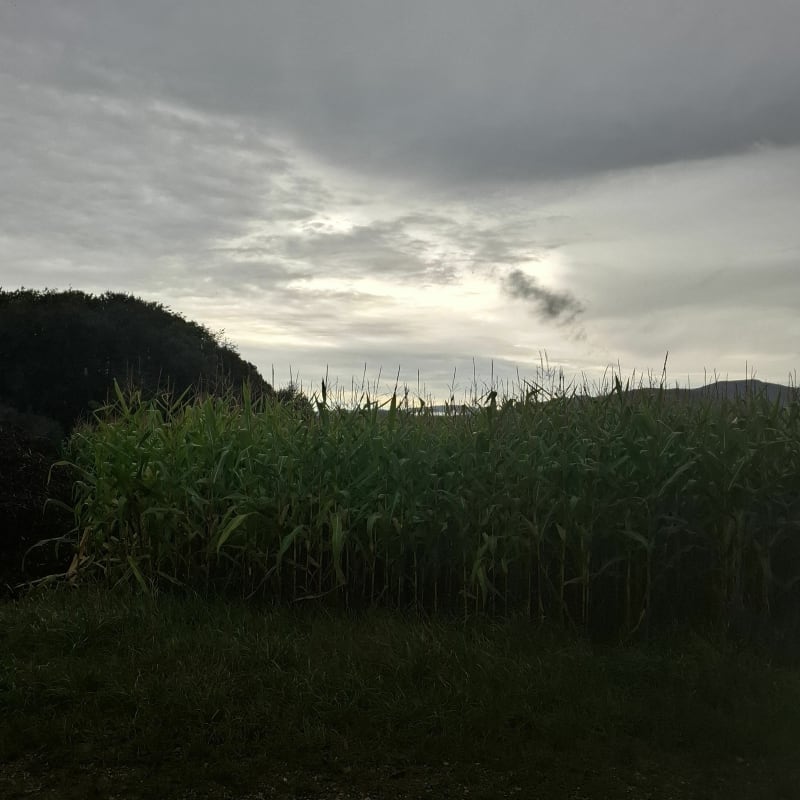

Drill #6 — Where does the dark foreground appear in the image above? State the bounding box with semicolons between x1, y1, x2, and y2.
2;589;799;800
0;423;73;595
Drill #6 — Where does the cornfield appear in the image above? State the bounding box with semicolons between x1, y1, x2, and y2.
49;377;800;639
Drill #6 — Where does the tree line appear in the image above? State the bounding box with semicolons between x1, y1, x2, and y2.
0;288;276;433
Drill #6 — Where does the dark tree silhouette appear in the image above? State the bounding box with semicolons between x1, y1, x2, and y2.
0;288;274;431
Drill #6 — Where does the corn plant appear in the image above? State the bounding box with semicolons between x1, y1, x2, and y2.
50;376;800;639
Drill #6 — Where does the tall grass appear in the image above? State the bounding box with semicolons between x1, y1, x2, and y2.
47;375;800;641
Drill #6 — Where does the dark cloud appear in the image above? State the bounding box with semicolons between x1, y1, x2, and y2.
274;220;459;284
503;269;584;321
3;1;799;187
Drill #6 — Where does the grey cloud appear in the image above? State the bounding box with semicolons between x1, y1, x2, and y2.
503;269;584;321
259;212;572;289
593;304;800;382
3;1;800;401
1;49;575;307
4;1;799;187
188;283;418;348
211;215;467;287
581;258;800;325
424;214;574;271
0;70;339;295
191;261;315;294
281;220;458;283
680;262;800;311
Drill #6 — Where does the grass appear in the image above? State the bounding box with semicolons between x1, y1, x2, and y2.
5;369;800;797
2;585;800;799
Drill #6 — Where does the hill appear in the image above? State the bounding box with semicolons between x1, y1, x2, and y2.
0;288;273;434
616;378;800;409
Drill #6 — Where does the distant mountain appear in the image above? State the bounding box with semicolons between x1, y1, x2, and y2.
383;378;800;416
628;379;800;407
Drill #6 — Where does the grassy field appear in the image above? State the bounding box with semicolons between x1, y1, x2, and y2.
3;376;800;797
2;587;800;799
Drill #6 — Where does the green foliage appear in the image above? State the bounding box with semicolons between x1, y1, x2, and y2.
275;381;315;417
0;288;273;430
2;589;799;798
50;377;800;643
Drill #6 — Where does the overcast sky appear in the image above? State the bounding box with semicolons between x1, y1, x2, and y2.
2;1;799;402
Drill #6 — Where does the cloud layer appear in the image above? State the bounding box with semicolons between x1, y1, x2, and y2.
2;1;799;399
